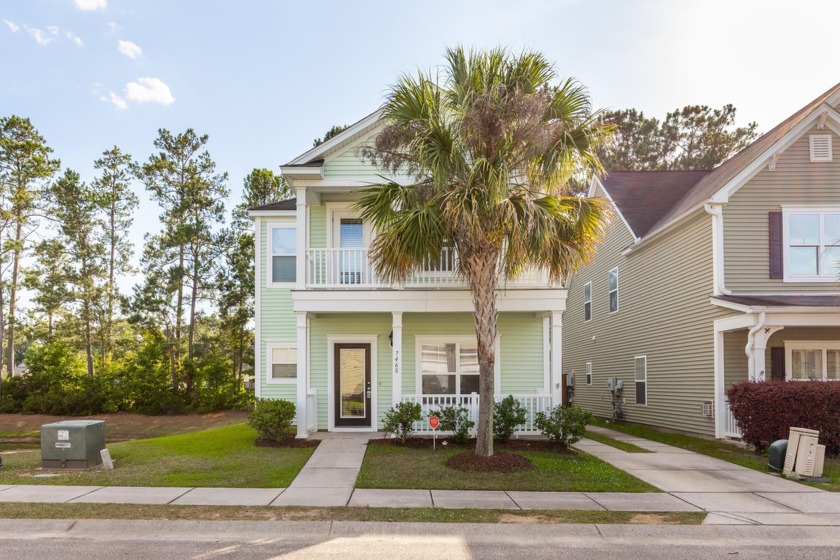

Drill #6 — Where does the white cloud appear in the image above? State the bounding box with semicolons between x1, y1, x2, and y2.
47;25;59;37
117;39;142;59
66;31;83;47
3;19;19;33
24;25;54;46
101;91;128;110
74;0;107;10
124;77;174;105
107;21;119;34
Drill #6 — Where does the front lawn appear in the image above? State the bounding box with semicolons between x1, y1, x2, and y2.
0;423;313;488
356;440;656;492
590;418;840;492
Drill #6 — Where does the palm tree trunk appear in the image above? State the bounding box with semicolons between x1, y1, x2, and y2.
466;253;499;457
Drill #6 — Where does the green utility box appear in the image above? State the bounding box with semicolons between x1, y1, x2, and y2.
768;439;788;473
41;420;106;468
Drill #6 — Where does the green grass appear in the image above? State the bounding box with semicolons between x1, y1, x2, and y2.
583;431;652;453
0;502;706;524
0;423;313;488
590;418;840;492
356;442;656;492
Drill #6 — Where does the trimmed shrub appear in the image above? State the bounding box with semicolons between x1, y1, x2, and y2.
431;405;474;445
727;381;840;455
249;398;296;442
382;401;423;443
535;405;593;446
493;395;527;443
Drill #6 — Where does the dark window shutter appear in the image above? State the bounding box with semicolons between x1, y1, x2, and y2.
770;347;786;381
769;211;783;279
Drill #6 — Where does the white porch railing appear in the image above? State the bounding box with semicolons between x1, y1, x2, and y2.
306;389;318;433
723;399;742;439
401;394;553;436
306;248;549;289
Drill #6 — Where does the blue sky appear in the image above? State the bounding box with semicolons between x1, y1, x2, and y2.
2;0;840;290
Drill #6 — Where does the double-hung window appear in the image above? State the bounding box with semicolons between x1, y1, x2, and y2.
270;224;297;284
419;338;480;395
583;282;592;321
634;356;647;405
585;362;592;385
785;341;840;381
784;208;840;281
267;343;297;384
608;268;619;313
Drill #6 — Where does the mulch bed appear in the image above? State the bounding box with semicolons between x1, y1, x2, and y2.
254;437;321;449
446;451;534;473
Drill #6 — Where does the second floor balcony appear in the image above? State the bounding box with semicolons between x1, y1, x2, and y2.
305;247;551;289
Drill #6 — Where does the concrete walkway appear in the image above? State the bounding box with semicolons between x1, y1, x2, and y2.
1;428;838;525
577;425;836;525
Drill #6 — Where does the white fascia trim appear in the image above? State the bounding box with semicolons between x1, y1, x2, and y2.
622;206;704;256
710;297;840;315
287;110;384;165
709;104;840;204
289;177;411;188
715;313;758;332
249;210;297;218
291;289;568;314
280;166;324;180
709;297;753;313
593;176;638;240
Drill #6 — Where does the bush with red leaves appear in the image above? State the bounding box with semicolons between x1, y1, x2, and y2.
727;381;840;455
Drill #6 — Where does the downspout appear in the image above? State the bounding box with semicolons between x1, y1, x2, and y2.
745;312;766;382
704;203;732;296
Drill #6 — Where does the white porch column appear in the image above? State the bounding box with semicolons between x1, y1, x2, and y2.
295;187;307;290
550;311;563;405
295;312;309;439
391;312;403;408
752;326;783;382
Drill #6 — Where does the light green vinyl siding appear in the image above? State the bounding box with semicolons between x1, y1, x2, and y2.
308;314;393;430
724;125;840;293
309;205;326;249
257;219;297;401
564;183;732;437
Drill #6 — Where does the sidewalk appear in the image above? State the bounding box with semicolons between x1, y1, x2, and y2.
1;428;838;525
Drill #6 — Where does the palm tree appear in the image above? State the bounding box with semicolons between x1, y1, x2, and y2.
357;47;612;457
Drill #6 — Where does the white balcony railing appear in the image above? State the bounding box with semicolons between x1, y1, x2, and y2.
306;248;550;289
401;393;553;436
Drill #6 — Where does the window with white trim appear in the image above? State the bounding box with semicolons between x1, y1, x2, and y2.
585;362;592;385
634;356;647;405
785;341;840;381
583;282;592;321
783;208;840;281
267;343;297;384
608;268;619;313
419;338;479;395
270;225;297;284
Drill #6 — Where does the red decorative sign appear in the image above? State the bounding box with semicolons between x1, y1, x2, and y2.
429;416;440;430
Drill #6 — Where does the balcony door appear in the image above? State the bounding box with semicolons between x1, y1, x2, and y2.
331;209;370;285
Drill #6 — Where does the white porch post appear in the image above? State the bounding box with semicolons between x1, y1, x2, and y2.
391;312;403;408
550;311;563;406
295;187;307;290
752;326;783;382
713;325;725;439
295;312;309;438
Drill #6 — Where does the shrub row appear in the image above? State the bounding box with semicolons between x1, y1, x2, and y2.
727;380;840;455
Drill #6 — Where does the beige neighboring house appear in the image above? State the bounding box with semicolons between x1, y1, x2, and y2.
563;83;840;439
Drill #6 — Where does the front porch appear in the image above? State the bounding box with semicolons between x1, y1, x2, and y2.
713;294;840;439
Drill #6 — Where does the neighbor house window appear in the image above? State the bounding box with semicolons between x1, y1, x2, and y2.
270;225;297;284
585;362;592;385
634;355;647;405
785;341;840;381
608;268;619;313
784;208;840;280
583;282;592;321
267;343;297;384
419;338;479;395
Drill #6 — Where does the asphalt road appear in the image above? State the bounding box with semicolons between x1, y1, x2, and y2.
2;519;840;559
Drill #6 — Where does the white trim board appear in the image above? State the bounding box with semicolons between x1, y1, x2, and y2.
326;335;379;432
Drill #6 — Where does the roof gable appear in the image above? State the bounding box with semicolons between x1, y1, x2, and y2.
599;171;711;238
286;110;383;166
